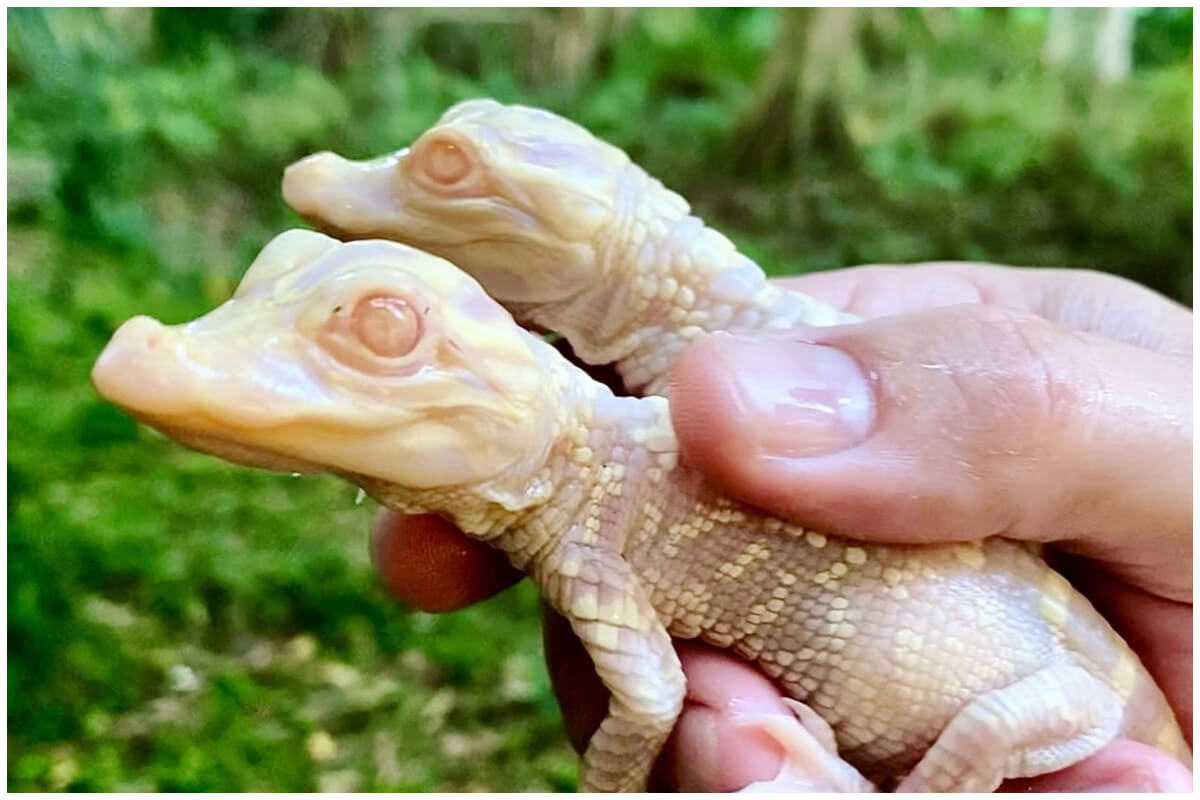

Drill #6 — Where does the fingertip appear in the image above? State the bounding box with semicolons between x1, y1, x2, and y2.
661;643;791;792
666;704;786;792
669;335;758;484
544;624;795;791
370;511;522;612
669;333;886;530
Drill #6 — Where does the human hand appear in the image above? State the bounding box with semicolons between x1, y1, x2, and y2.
371;262;1192;791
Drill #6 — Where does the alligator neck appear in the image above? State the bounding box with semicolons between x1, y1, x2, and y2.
523;176;846;396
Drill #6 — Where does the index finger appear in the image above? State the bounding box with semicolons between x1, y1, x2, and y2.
370;511;522;612
775;262;1191;355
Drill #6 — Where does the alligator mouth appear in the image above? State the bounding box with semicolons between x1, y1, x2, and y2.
294;211;363;243
132;411;321;476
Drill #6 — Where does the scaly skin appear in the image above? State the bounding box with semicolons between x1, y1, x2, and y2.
282;98;852;395
92;232;1188;792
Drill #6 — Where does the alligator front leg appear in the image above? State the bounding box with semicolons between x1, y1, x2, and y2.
537;539;686;791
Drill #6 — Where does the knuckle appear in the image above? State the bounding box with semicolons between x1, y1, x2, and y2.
955;304;1091;431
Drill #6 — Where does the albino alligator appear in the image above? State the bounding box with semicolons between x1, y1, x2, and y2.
282;98;856;397
92;231;1188;792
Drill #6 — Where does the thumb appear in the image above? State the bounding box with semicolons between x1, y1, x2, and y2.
669;304;1191;601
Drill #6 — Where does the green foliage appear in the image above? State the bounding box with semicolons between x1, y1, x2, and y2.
7;7;1191;791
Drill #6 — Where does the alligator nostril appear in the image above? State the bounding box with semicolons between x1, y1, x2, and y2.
117;315;169;352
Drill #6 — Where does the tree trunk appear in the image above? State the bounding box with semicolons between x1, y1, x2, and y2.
731;9;810;178
1094;7;1134;84
549;8;632;84
731;8;860;179
1043;7;1079;69
1045;8;1135;84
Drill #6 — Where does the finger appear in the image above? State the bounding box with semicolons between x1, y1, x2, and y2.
670;304;1192;601
999;739;1193;791
658;643;798;792
544;611;797;791
542;606;609;756
370;511;522;612
773;263;1191;355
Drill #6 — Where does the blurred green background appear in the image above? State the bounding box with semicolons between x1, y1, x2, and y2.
7;7;1192;792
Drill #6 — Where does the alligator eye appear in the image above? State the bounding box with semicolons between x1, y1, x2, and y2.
420;137;472;186
352;295;421;357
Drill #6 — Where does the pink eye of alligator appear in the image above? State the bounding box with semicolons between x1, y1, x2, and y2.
351;295;421;357
420;138;472;185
